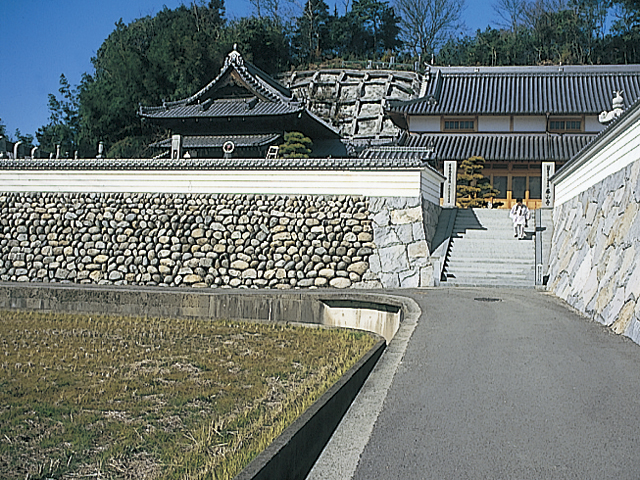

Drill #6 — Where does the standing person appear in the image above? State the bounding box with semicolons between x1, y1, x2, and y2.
509;198;530;239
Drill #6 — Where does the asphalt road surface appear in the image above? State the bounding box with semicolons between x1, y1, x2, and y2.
308;288;640;480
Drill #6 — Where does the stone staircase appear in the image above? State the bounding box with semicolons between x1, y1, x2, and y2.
441;208;535;287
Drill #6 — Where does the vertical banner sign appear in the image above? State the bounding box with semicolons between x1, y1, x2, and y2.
171;134;182;160
541;162;555;208
443;161;457;207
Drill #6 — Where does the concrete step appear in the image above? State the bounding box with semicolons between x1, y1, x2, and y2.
441;208;535;287
446;263;534;271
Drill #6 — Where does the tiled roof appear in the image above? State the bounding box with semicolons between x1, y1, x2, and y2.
140;98;303;119
140;49;291;115
139;49;341;139
0;156;429;171
387;65;640;116
150;134;281;149
359;146;435;161
393;133;596;162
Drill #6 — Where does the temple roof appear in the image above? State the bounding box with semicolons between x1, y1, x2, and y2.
361;133;595;162
386;64;640;117
140;47;340;140
150;134;281;149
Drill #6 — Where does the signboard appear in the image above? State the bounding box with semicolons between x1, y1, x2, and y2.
542;162;556;208
171;134;182;160
443;160;457;207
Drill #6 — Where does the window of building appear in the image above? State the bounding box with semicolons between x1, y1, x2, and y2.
513;176;527;199
493;176;507;198
443;119;475;132
529;176;542;199
548;118;582;132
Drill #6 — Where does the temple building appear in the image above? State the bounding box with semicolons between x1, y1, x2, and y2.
382;64;640;208
140;46;640;209
139;47;347;159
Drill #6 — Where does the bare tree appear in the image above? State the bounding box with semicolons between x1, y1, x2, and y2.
395;0;466;61
493;0;529;32
250;0;289;20
523;0;567;29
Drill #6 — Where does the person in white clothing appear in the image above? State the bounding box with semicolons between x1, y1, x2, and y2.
509;198;530;239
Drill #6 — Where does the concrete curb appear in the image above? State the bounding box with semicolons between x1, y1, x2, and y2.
233;338;386;480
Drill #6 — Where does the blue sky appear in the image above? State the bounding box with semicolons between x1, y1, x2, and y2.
0;1;494;141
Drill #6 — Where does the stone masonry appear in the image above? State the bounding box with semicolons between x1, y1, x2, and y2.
0;192;440;290
548;160;640;344
366;196;440;288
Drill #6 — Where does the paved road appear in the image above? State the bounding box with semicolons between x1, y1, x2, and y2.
308;288;640;480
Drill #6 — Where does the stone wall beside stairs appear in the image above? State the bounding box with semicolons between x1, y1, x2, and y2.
548;161;640;344
366;196;441;288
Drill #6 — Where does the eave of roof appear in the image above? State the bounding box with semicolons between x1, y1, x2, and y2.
401;133;596;162
150;134;281;149
141;99;303;119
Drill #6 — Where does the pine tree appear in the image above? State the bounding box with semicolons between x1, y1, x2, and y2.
278;132;313;158
456;156;500;208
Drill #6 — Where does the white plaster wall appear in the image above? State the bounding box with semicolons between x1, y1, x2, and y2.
408;116;441;132
0;168;427;198
477;116;510;132
421;168;445;205
512;116;546;132
584;116;606;133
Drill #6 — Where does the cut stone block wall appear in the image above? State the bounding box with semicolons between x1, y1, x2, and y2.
366;196;441;288
0;192;440;290
548;160;640;344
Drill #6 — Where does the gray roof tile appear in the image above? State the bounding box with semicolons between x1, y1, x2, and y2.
0;156;429;171
387;65;640;115
150;134;281;149
394;133;595;161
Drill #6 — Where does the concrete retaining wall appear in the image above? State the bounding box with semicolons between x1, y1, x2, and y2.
548;160;640;344
0;192;440;291
0;283;405;341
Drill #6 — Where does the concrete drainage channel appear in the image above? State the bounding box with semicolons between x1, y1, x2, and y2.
0;283;411;480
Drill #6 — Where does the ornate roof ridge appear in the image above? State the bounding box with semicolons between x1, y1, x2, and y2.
140;47;292;115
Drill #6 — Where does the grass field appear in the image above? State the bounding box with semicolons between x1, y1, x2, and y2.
0;310;377;479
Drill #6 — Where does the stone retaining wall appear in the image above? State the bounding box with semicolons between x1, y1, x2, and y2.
367;197;440;288
548;160;640;344
0;192;440;290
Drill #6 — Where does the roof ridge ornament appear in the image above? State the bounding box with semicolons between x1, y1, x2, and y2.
599;90;624;124
226;44;244;67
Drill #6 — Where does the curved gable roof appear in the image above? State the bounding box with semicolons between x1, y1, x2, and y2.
140;48;293;117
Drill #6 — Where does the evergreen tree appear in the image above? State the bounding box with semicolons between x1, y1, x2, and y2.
456;156;500;208
36;74;81;158
229;16;290;73
292;0;330;64
279;132;313;158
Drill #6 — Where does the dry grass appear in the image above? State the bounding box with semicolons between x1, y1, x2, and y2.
0;310;377;479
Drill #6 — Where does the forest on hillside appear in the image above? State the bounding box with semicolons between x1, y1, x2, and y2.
6;0;639;158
